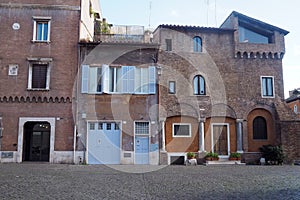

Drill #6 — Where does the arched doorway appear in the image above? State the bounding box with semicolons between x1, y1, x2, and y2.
23;122;50;161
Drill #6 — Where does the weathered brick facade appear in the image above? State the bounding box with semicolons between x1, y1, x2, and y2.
154;12;299;164
1;3;299;165
0;1;83;163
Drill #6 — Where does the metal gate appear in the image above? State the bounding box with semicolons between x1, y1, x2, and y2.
88;122;120;164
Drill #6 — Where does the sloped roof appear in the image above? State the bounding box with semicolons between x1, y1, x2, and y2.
155;24;234;33
230;11;289;35
286;89;300;103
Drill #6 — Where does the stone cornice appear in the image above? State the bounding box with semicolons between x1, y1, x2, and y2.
0;3;80;11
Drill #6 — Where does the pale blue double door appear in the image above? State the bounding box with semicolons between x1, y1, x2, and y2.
88;122;120;164
135;136;149;164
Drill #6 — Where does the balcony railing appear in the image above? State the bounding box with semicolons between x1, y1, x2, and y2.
94;24;152;43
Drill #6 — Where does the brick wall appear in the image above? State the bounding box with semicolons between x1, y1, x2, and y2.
0;3;79;154
280;121;300;162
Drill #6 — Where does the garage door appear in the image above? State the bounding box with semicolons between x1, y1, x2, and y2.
88;122;120;164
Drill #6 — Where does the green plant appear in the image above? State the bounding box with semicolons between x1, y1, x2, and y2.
230;152;241;158
187;152;196;159
259;145;285;165
205;152;219;159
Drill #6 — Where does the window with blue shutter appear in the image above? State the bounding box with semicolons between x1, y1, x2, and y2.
102;65;110;93
81;65;89;93
121;66;135;93
149;66;156;94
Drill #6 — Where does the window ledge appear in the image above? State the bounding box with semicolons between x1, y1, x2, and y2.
261;96;275;99
193;95;209;97
27;88;50;91
31;40;51;44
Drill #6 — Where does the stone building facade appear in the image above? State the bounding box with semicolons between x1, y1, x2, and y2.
1;3;299;165
0;0;100;163
286;88;300;118
153;11;299;164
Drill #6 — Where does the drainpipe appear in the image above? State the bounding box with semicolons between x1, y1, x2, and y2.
73;125;77;164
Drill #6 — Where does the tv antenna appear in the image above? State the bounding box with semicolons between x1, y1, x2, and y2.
148;1;152;28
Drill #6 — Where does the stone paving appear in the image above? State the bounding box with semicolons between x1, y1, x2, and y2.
0;163;299;200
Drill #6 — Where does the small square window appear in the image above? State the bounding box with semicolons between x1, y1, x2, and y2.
89;123;95;130
166;39;172;51
106;123;111;130
169;81;176;94
172;124;191;137
115;123;120;130
98;123;103;130
135;122;149;135
33;17;51;42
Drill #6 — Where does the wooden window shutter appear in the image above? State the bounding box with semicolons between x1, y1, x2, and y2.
32;64;47;89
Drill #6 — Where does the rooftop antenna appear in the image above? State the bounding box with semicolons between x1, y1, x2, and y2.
214;0;217;27
206;0;209;26
148;1;152;28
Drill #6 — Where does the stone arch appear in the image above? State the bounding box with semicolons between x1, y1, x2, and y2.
256;52;261;59
209;103;237;119
247;108;277;152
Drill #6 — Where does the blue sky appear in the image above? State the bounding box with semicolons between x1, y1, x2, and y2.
100;0;300;98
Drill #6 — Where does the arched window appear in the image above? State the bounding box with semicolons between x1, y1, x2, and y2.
193;36;202;52
193;75;205;95
294;104;298;113
253;116;267;140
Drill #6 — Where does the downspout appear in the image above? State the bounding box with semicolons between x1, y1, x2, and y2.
73;125;77;164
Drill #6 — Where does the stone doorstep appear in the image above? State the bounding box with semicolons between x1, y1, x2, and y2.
205;158;246;166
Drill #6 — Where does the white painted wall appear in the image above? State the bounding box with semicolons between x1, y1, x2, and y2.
80;0;102;41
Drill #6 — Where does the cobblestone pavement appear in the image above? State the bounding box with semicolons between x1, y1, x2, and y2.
0;163;299;200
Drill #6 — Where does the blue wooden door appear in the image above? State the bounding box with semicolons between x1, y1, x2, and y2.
88;122;120;164
135;137;149;164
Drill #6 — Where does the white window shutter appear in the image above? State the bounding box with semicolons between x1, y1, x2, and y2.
128;66;135;93
102;64;109;93
122;66;135;93
149;66;156;94
122;66;128;93
81;65;89;93
89;67;97;93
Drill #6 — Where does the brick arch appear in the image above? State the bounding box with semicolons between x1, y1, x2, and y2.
165;115;199;152
247;108;276;152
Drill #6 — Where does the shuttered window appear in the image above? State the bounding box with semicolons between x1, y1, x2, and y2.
32;64;47;89
81;65;156;94
253;116;267;140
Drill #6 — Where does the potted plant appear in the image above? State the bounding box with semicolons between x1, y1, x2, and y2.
205;152;219;161
187;152;196;159
212;152;219;161
229;152;241;161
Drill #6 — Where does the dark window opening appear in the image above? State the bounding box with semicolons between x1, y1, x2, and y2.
23;122;50;162
173;124;190;136
32;64;47;89
253;116;267;140
166;39;172;51
170;156;184;165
